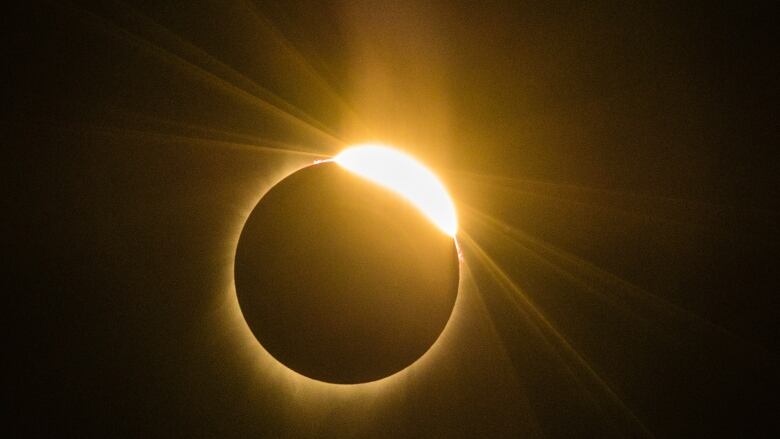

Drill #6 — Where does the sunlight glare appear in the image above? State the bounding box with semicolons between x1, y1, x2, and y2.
333;144;458;237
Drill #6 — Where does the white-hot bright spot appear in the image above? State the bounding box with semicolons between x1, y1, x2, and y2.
333;144;458;237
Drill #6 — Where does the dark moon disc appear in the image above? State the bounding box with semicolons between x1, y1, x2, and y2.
234;162;460;384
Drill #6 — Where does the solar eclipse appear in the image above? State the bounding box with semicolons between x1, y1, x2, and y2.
16;2;776;435
235;145;460;384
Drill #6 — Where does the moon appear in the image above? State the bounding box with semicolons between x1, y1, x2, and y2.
234;147;460;384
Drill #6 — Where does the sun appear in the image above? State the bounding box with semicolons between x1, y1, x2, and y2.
332;144;458;237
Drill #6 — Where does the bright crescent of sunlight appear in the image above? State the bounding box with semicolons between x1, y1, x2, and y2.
333;144;458;237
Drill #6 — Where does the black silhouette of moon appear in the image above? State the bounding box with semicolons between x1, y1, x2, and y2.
234;162;460;384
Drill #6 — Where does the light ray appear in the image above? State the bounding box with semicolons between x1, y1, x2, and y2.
458;231;652;437
460;204;761;351
457;261;546;437
73;2;345;149
83;125;328;158
461;204;657;329
450;169;777;235
89;108;329;157
241;0;371;136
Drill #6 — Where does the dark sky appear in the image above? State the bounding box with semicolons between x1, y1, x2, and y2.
10;0;779;436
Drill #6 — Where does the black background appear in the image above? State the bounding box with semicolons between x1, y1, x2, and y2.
9;0;779;437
